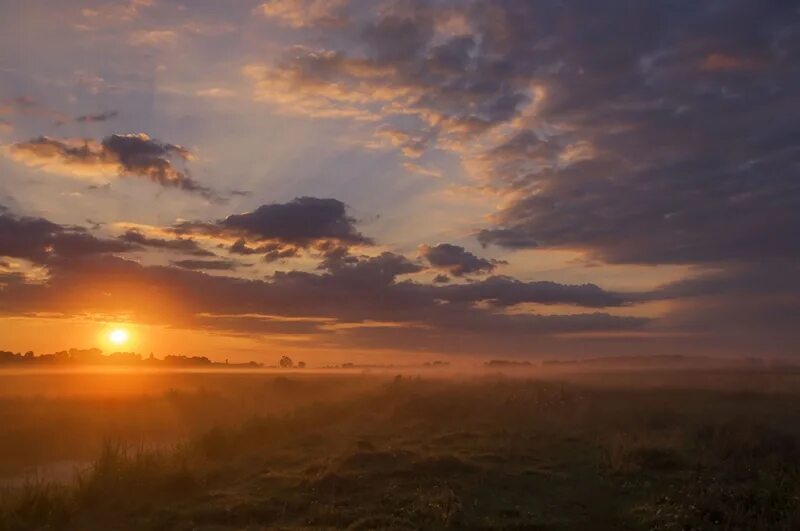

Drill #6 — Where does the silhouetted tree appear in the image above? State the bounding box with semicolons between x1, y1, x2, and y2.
297;361;306;368
279;355;293;368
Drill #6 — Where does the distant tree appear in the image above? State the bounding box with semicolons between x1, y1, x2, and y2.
279;355;294;368
297;361;306;368
484;359;532;367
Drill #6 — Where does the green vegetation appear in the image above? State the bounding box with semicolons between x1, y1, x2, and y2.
2;370;800;529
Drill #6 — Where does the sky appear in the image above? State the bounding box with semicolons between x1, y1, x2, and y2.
0;0;798;364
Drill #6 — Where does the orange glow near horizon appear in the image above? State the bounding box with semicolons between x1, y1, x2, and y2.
0;316;444;366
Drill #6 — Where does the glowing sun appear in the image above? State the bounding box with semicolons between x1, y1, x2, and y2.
108;328;130;346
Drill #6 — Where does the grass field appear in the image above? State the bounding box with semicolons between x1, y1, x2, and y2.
2;368;800;530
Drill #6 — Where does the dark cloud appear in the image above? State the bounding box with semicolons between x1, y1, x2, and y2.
242;1;800;354
119;230;215;257
229;238;262;255
176;197;372;262
634;262;800;356
229;239;299;262
0;251;639;343
0;271;28;289
420;243;501;276
171;259;239;271
431;275;629;309
247;3;531;129
477;228;538;250
319;250;423;287
0;211;646;355
362;12;435;64
643;263;800;303
0;211;134;263
75;111;119;123
101;134;209;194
459;1;800;267
219;197;370;245
250;1;800;268
7;134;213;196
261;244;301;263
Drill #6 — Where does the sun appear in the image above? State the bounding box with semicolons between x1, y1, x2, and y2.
108;328;130;346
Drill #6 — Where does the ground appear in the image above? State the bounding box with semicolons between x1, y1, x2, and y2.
1;368;800;530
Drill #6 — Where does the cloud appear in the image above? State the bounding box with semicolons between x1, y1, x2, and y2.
119;230;214;257
420;243;500;277
171;259;239;271
0;210;135;264
229;239;300;262
318;249;423;285
194;88;235;99
0;211;648;355
74;111;119;123
374;126;431;158
431;276;629;309
403;162;442;178
128;29;177;47
0;250;643;355
7;134;213;196
244;1;800;271
699;53;754;72
459;2;800;267
634;263;800;355
256;0;348;28
220;197;369;244
80;0;152;23
229;1;800;355
175;197;372;262
246;21;528;130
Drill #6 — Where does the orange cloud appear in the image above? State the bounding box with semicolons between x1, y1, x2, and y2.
128;29;177;47
699;53;753;72
256;0;348;28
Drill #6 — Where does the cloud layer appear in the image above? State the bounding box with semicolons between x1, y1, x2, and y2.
1;0;798;359
0;211;135;264
244;1;799;267
0;208;646;356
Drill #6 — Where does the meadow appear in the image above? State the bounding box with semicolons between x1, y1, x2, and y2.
1;366;800;530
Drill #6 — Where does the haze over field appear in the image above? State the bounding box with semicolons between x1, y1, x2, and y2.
4;369;800;530
1;0;798;365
